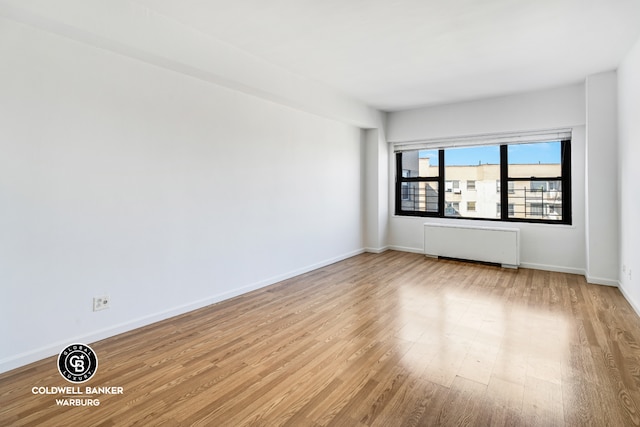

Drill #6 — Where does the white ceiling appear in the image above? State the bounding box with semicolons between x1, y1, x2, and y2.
134;0;640;111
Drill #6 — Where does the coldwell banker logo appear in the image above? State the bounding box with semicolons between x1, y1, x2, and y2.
58;343;98;383
32;343;124;407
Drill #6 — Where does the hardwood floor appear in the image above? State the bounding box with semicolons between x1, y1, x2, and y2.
2;251;640;426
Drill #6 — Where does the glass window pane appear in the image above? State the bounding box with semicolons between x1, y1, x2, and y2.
507;179;563;221
508;141;561;178
400;150;439;178
400;182;439;214
444;146;500;219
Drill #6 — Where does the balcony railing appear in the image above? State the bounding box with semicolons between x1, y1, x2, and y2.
401;185;563;221
508;188;563;220
400;185;438;213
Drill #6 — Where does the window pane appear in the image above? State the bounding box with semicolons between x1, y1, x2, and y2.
507;180;563;221
395;139;569;224
508;141;561;178
400;150;439;178
445;146;500;219
400;182;439;214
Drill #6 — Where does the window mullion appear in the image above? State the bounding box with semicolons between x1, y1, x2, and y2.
561;140;572;225
500;145;508;220
395;153;402;215
438;149;445;216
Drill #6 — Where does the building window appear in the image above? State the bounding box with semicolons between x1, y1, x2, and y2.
530;203;543;217
395;138;572;224
445;180;460;193
401;183;410;200
445;202;460;217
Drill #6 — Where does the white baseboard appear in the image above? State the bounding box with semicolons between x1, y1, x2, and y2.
519;262;586;276
0;248;365;375
388;245;424;254
585;274;619;287
365;246;389;254
387;248;590;278
618;284;640;318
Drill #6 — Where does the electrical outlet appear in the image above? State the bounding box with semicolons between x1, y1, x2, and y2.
93;295;110;311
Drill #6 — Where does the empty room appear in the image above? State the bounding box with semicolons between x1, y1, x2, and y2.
2;0;640;425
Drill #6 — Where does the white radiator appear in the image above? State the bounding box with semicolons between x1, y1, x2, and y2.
424;223;520;268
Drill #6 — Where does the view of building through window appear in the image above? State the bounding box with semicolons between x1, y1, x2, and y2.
444;145;500;218
397;141;567;222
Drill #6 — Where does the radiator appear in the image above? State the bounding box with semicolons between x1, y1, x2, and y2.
424;223;520;268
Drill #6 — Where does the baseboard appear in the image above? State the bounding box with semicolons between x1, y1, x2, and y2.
585;274;619;287
365;246;389;254
618;284;640;318
388;245;424;254
388;247;590;276
0;248;365;375
519;262;585;276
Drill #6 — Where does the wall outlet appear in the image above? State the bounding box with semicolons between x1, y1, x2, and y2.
93;295;110;311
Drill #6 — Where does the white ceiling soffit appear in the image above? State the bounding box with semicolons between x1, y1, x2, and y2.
135;0;640;111
0;0;383;127
3;0;640;112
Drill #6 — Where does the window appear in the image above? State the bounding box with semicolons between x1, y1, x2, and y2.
445;145;500;219
401;183;411;200
445;202;460;217
395;137;572;224
396;150;440;215
401;170;412;200
445;180;460;193
530;203;543;217
506;141;569;222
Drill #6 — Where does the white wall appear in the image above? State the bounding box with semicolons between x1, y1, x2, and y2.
0;18;366;372
585;71;619;285
363;127;390;252
386;85;587;274
0;0;382;129
618;36;640;313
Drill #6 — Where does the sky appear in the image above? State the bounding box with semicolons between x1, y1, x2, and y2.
420;141;561;165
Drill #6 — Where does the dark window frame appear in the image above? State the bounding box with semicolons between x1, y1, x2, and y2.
395;140;572;225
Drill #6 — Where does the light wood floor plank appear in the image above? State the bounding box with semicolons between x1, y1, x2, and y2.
2;251;640;426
